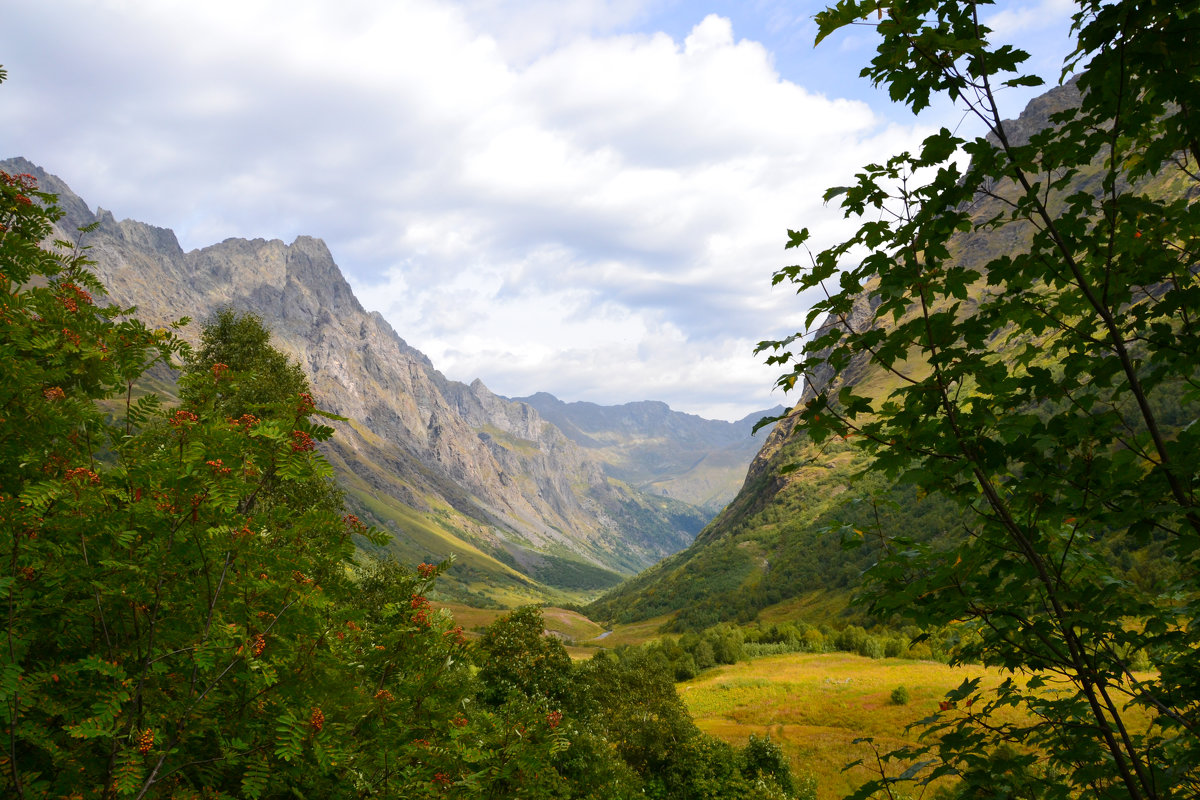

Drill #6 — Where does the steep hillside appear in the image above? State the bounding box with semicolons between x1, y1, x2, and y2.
5;157;714;604
588;76;1171;629
513;392;784;513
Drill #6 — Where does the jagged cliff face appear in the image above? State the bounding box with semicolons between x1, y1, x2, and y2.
5;157;704;599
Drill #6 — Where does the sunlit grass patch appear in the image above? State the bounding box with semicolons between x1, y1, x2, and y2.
681;651;1156;799
584;614;673;647
436;603;506;635
541;606;607;641
680;653;989;799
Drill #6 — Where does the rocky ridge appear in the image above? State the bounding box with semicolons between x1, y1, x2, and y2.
5;157;718;600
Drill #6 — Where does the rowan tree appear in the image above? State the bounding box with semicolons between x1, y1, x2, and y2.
0;152;580;798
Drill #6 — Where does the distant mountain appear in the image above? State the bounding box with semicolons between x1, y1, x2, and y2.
4;157;742;604
512;393;783;514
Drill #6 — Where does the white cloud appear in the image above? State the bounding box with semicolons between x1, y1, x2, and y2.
1;1;937;419
455;0;654;63
983;0;1075;39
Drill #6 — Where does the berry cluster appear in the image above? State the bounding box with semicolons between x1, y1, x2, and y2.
290;430;315;452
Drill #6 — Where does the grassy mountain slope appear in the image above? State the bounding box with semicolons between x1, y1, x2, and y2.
589;76;1191;629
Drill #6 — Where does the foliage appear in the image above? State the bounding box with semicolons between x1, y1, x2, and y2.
0;142;802;800
929;744;1044;800
741;733;797;796
180;307;308;419
586;445;968;631
468;606;807;799
759;0;1200;798
520;552;625;592
0;169;585;798
474;605;574;709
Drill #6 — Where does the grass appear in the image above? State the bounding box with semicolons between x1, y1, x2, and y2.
541;606;607;642
435;603;508;635
681;651;1156;800
585;614;673;648
436;604;610;648
435;600;1159;797
680;653;993;800
756;590;851;626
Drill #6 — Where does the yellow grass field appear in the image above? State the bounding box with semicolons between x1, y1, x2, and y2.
582;613;674;647
680;653;995;800
682;651;1156;799
435;605;1155;798
433;603;507;636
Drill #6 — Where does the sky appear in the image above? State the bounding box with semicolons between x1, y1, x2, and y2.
0;0;1076;420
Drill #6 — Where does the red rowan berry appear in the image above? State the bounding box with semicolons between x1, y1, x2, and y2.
170;409;198;427
290;430;315;451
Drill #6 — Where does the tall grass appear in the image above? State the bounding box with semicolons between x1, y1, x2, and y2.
680;653;989;799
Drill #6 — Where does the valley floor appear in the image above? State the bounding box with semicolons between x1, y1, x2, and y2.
680;652;988;800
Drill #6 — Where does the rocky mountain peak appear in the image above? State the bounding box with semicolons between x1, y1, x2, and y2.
988;75;1082;149
4;157;749;600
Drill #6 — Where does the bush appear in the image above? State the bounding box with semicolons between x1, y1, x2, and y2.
740;733;795;795
674;653;699;681
891;685;910;706
793;771;819;800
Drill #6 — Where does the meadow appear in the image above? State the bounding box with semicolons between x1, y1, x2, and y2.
680;653;993;800
440;603;992;796
436;601;1162;799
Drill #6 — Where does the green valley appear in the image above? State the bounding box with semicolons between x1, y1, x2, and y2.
3;0;1199;797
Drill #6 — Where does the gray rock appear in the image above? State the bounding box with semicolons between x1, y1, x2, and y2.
3;158;729;589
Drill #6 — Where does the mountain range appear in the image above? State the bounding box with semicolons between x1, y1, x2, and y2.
512;393;782;514
2;156;778;606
